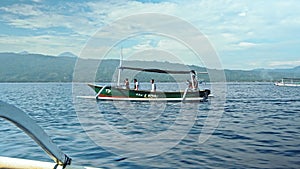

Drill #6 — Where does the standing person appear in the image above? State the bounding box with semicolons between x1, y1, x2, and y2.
134;79;139;91
187;80;192;89
190;70;198;90
192;74;198;90
124;78;130;89
151;79;156;92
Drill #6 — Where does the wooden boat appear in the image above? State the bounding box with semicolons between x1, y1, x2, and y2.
88;65;211;102
275;78;300;87
88;83;210;102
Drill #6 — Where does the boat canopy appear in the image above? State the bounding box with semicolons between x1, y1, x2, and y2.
282;78;300;80
119;66;208;75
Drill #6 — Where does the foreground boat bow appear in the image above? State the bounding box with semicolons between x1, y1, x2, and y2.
0;101;101;169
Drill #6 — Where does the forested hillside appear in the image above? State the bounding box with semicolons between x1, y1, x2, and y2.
0;53;299;82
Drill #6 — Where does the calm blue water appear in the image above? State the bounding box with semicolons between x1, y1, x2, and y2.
0;83;300;168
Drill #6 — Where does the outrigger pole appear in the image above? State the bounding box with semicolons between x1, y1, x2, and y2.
0;101;104;169
0;101;71;168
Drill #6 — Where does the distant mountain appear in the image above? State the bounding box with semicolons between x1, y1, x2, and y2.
0;52;299;82
0;52;76;82
58;52;78;58
18;51;29;55
293;66;300;70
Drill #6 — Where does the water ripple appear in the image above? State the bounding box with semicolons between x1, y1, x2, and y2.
0;83;300;168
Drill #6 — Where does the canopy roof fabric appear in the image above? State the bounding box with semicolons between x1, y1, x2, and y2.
282;78;300;80
119;66;208;74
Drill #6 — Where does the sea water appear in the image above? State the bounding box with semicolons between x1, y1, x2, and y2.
0;83;299;168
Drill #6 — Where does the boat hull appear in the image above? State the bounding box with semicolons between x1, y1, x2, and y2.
88;84;210;102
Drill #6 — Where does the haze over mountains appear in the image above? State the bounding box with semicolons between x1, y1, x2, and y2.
0;52;299;82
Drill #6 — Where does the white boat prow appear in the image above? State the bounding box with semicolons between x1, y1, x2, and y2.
0;156;101;169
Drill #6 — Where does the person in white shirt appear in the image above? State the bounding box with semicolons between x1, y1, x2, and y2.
124;78;130;89
134;79;139;90
192;75;198;90
151;79;156;92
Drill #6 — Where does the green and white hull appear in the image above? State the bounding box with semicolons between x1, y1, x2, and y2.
88;84;210;102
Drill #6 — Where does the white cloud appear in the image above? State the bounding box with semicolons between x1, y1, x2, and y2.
0;3;97;36
0;4;43;16
268;60;300;68
237;42;257;48
1;0;300;69
0;34;84;56
238;12;247;17
31;0;43;2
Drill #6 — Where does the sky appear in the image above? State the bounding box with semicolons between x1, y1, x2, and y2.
0;0;300;70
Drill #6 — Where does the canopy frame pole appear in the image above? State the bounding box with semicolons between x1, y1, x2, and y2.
117;48;123;87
